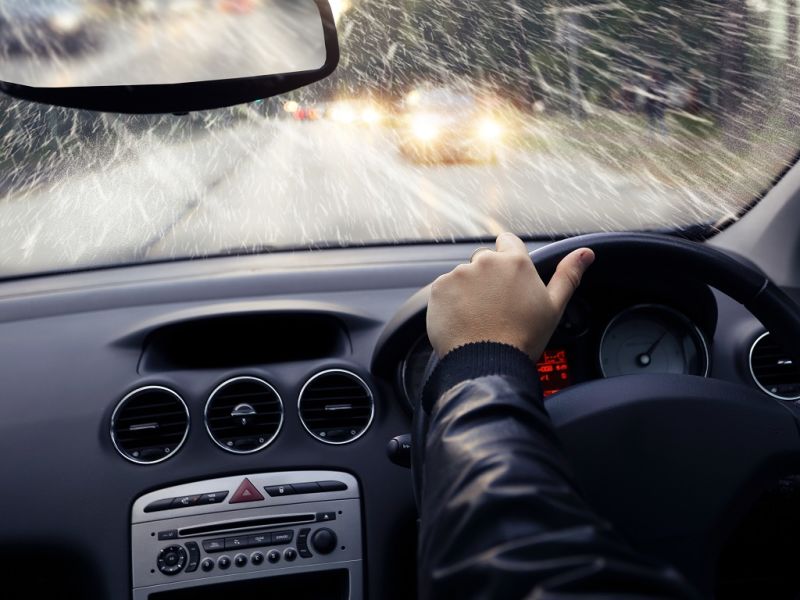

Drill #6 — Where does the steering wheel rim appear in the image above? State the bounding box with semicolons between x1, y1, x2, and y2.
411;232;800;595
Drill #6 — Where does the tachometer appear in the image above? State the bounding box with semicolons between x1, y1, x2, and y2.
599;304;709;378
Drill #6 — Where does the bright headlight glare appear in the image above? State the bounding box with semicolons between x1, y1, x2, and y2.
330;103;356;124
478;118;504;141
51;12;82;34
362;107;382;124
411;114;440;141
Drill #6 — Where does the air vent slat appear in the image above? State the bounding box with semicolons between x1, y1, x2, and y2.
111;386;189;464
205;377;283;454
750;332;800;401
298;370;374;445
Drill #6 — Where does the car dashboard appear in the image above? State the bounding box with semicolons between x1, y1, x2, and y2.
0;241;797;599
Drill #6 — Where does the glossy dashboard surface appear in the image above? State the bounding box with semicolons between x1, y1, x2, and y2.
0;242;793;598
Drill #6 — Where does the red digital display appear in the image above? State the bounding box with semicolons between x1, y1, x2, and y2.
537;349;571;397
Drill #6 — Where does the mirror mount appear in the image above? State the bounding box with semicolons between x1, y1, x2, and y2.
0;0;339;115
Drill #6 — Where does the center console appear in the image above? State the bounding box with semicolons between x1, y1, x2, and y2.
131;471;363;599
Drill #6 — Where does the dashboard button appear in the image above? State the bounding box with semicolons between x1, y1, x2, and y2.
201;558;214;572
225;536;248;550
284;548;297;561
292;482;321;494
217;556;231;569
271;530;294;545
202;538;225;553
171;495;200;509
234;553;248;568
157;529;178;541
267;550;280;564
157;545;187;575
264;484;295;497
248;533;271;547
317;480;348;492
185;542;200;573
251;551;264;565
197;491;229;505
144;498;174;513
230;478;264;504
316;511;337;522
297;528;312;558
311;528;337;555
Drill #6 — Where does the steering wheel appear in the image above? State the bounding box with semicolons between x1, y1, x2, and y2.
411;232;800;597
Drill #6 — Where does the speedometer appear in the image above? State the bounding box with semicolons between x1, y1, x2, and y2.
599;304;709;378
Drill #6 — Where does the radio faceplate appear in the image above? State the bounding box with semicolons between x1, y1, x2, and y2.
131;471;363;599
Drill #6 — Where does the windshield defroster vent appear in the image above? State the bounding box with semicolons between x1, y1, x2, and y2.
205;377;283;454
749;332;800;401
111;386;189;465
298;369;374;444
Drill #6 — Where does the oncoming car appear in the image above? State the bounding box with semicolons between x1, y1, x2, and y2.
398;86;506;163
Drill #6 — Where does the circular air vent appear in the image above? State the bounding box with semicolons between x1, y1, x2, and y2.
205;376;283;454
111;386;189;465
749;332;800;401
298;369;374;445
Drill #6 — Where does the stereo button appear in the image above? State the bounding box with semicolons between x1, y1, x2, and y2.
185;542;200;573
272;530;294;545
225;536;248;550
202;538;225;553
218;556;231;569
267;550;280;564
248;533;271;547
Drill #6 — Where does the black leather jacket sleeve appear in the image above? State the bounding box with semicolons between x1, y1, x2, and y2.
417;342;702;600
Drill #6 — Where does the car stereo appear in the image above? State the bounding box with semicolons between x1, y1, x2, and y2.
131;471;363;600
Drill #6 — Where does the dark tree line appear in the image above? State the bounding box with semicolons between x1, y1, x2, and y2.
313;0;798;119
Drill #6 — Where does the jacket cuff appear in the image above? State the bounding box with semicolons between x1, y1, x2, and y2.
421;342;540;413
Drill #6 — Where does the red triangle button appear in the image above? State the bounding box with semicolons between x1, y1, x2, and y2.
230;478;264;504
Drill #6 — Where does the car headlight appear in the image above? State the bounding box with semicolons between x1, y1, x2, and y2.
410;114;440;141
477;117;504;142
50;11;82;35
361;106;383;125
329;103;357;124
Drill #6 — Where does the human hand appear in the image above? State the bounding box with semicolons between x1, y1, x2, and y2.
426;232;595;360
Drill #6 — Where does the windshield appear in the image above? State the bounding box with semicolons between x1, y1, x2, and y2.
1;0;799;277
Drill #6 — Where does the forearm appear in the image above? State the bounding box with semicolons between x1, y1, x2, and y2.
417;343;700;600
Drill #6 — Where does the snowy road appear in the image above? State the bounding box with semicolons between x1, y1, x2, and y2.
0;117;714;276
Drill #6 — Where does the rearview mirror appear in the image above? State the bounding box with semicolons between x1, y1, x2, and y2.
0;0;339;114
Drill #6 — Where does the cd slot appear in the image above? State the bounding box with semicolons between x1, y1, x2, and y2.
180;513;316;537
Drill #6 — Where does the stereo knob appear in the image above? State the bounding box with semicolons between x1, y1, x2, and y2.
310;528;337;555
157;545;187;576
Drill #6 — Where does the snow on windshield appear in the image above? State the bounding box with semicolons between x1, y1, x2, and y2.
0;0;798;277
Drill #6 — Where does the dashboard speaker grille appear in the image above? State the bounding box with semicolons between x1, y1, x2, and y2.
750;332;800;400
205;377;283;453
298;369;374;444
111;386;189;464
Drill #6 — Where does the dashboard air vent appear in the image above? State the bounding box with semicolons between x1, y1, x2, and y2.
750;332;800;400
111;386;189;464
205;376;283;454
298;369;374;444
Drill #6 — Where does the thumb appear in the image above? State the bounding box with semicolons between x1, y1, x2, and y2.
547;248;595;312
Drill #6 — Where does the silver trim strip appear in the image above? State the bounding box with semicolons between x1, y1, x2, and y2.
204;376;284;455
298;369;375;445
748;331;800;401
110;385;190;465
598;303;711;379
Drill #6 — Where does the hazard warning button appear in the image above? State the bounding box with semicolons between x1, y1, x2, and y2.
229;478;264;504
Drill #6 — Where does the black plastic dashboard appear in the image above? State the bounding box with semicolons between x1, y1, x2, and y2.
0;241;796;598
